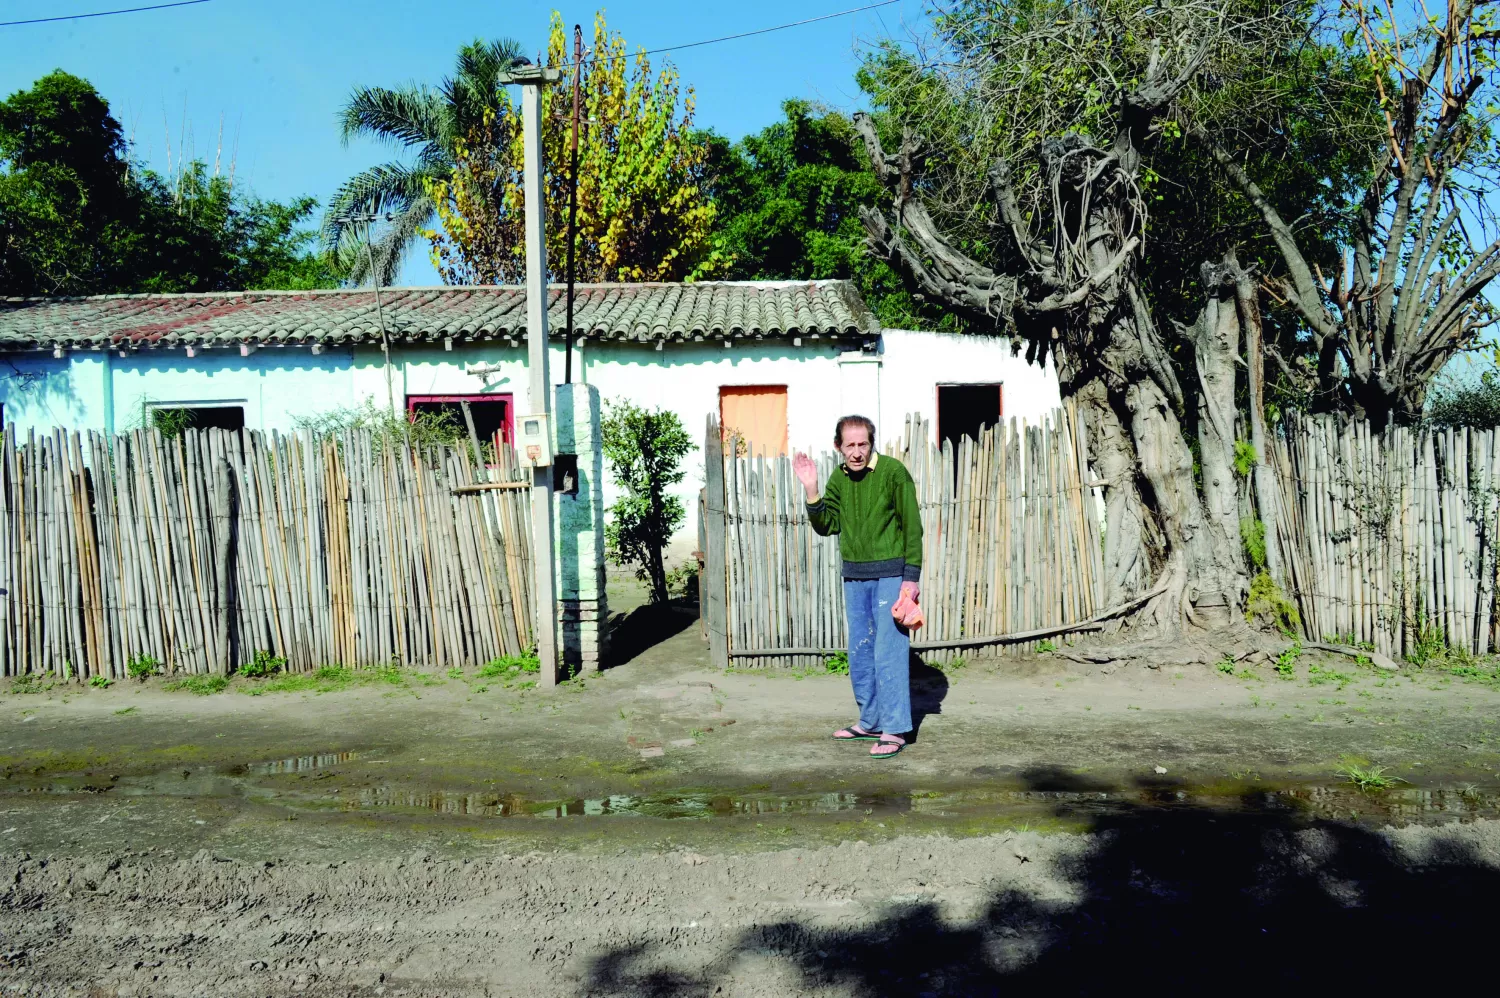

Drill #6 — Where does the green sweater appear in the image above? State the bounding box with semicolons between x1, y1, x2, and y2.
807;452;923;582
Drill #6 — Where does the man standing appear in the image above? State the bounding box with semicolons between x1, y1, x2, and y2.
793;415;923;759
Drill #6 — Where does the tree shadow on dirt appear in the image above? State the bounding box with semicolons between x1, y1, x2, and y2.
604;600;701;668
584;764;1500;996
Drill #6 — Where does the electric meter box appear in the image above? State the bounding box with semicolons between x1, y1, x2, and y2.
517;413;552;468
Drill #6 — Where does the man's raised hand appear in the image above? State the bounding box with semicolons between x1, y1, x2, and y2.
792;452;819;501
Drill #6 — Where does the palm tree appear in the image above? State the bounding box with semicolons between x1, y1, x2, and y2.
323;38;528;286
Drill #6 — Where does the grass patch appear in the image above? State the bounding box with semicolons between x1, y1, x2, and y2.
1036;639;1057;654
824;651;849;675
113;706;138;715
473;651;541;688
163;674;230;696
1308;663;1355;689
1216;656;1235;675
1335;757;1405;792
249;664;406;695
7;674;51;695
88;675;113;689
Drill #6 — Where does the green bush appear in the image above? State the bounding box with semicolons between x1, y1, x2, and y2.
89;674;113;688
1426;369;1500;429
239;650;286;678
602;401;695;604
665;562;700;600
126;654;161;681
824;651;849;675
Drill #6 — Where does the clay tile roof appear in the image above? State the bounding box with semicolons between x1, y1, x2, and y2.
0;280;877;351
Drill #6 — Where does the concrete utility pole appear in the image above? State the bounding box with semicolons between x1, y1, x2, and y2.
511;64;562;685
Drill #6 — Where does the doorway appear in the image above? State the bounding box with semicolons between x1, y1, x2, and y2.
936;383;1002;451
719;385;788;458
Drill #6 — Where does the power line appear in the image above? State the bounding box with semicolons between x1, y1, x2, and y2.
641;0;903;58
0;0;215;29
542;0;906;71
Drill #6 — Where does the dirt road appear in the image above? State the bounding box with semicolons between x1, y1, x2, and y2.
3;621;1499;995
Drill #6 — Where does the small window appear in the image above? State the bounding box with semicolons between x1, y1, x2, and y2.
407;394;514;444
937;383;1002;451
719;385;788;458
149;403;245;434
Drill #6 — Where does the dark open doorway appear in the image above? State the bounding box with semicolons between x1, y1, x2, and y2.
937;383;1002;451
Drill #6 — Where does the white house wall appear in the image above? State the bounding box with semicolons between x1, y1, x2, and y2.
876;330;1062;442
0;332;1062;551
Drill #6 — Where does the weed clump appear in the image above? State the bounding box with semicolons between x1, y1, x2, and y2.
824;651;849;675
126;654;161;681
88;674;113;689
1336;757;1404;792
473;651;540;689
1246;572;1300;635
239;650;286;679
1274;642;1301;679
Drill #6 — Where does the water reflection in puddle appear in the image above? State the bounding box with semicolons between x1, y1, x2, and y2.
337;784;1500;823
252;751;360;775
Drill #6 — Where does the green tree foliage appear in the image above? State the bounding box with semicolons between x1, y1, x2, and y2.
856;0;1375;349
426;12;719;285
324;38;528;285
601;401;695;605
704;99;944;329
0;71;338;296
1426;370;1500;429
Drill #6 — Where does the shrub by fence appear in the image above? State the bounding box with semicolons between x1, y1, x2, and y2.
0;427;534;679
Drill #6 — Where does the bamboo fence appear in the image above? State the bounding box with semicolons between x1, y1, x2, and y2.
1269;414;1500;658
713;404;1105;665
0;426;534;679
711;407;1499;666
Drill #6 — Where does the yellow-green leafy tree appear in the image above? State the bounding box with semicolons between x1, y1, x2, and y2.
426;11;722;284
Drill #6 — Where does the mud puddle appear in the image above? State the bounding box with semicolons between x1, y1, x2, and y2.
8;747;1499;828
336;782;1500;824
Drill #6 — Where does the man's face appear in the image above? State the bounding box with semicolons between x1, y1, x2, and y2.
839;423;871;471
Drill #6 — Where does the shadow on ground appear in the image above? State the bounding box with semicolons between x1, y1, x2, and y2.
909;655;949;742
585;765;1499;996
605;600;701;667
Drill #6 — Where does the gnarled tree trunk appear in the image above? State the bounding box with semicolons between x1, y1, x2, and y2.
854;53;1253;639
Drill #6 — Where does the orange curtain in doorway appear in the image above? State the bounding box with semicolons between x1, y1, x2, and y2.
719;385;788;458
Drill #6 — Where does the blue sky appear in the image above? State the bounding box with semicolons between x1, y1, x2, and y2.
2;0;930;285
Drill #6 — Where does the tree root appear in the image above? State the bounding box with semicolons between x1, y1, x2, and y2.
1302;641;1400;672
1056;630;1401;673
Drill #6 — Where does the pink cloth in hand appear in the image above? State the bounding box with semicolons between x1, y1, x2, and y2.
891;581;924;630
